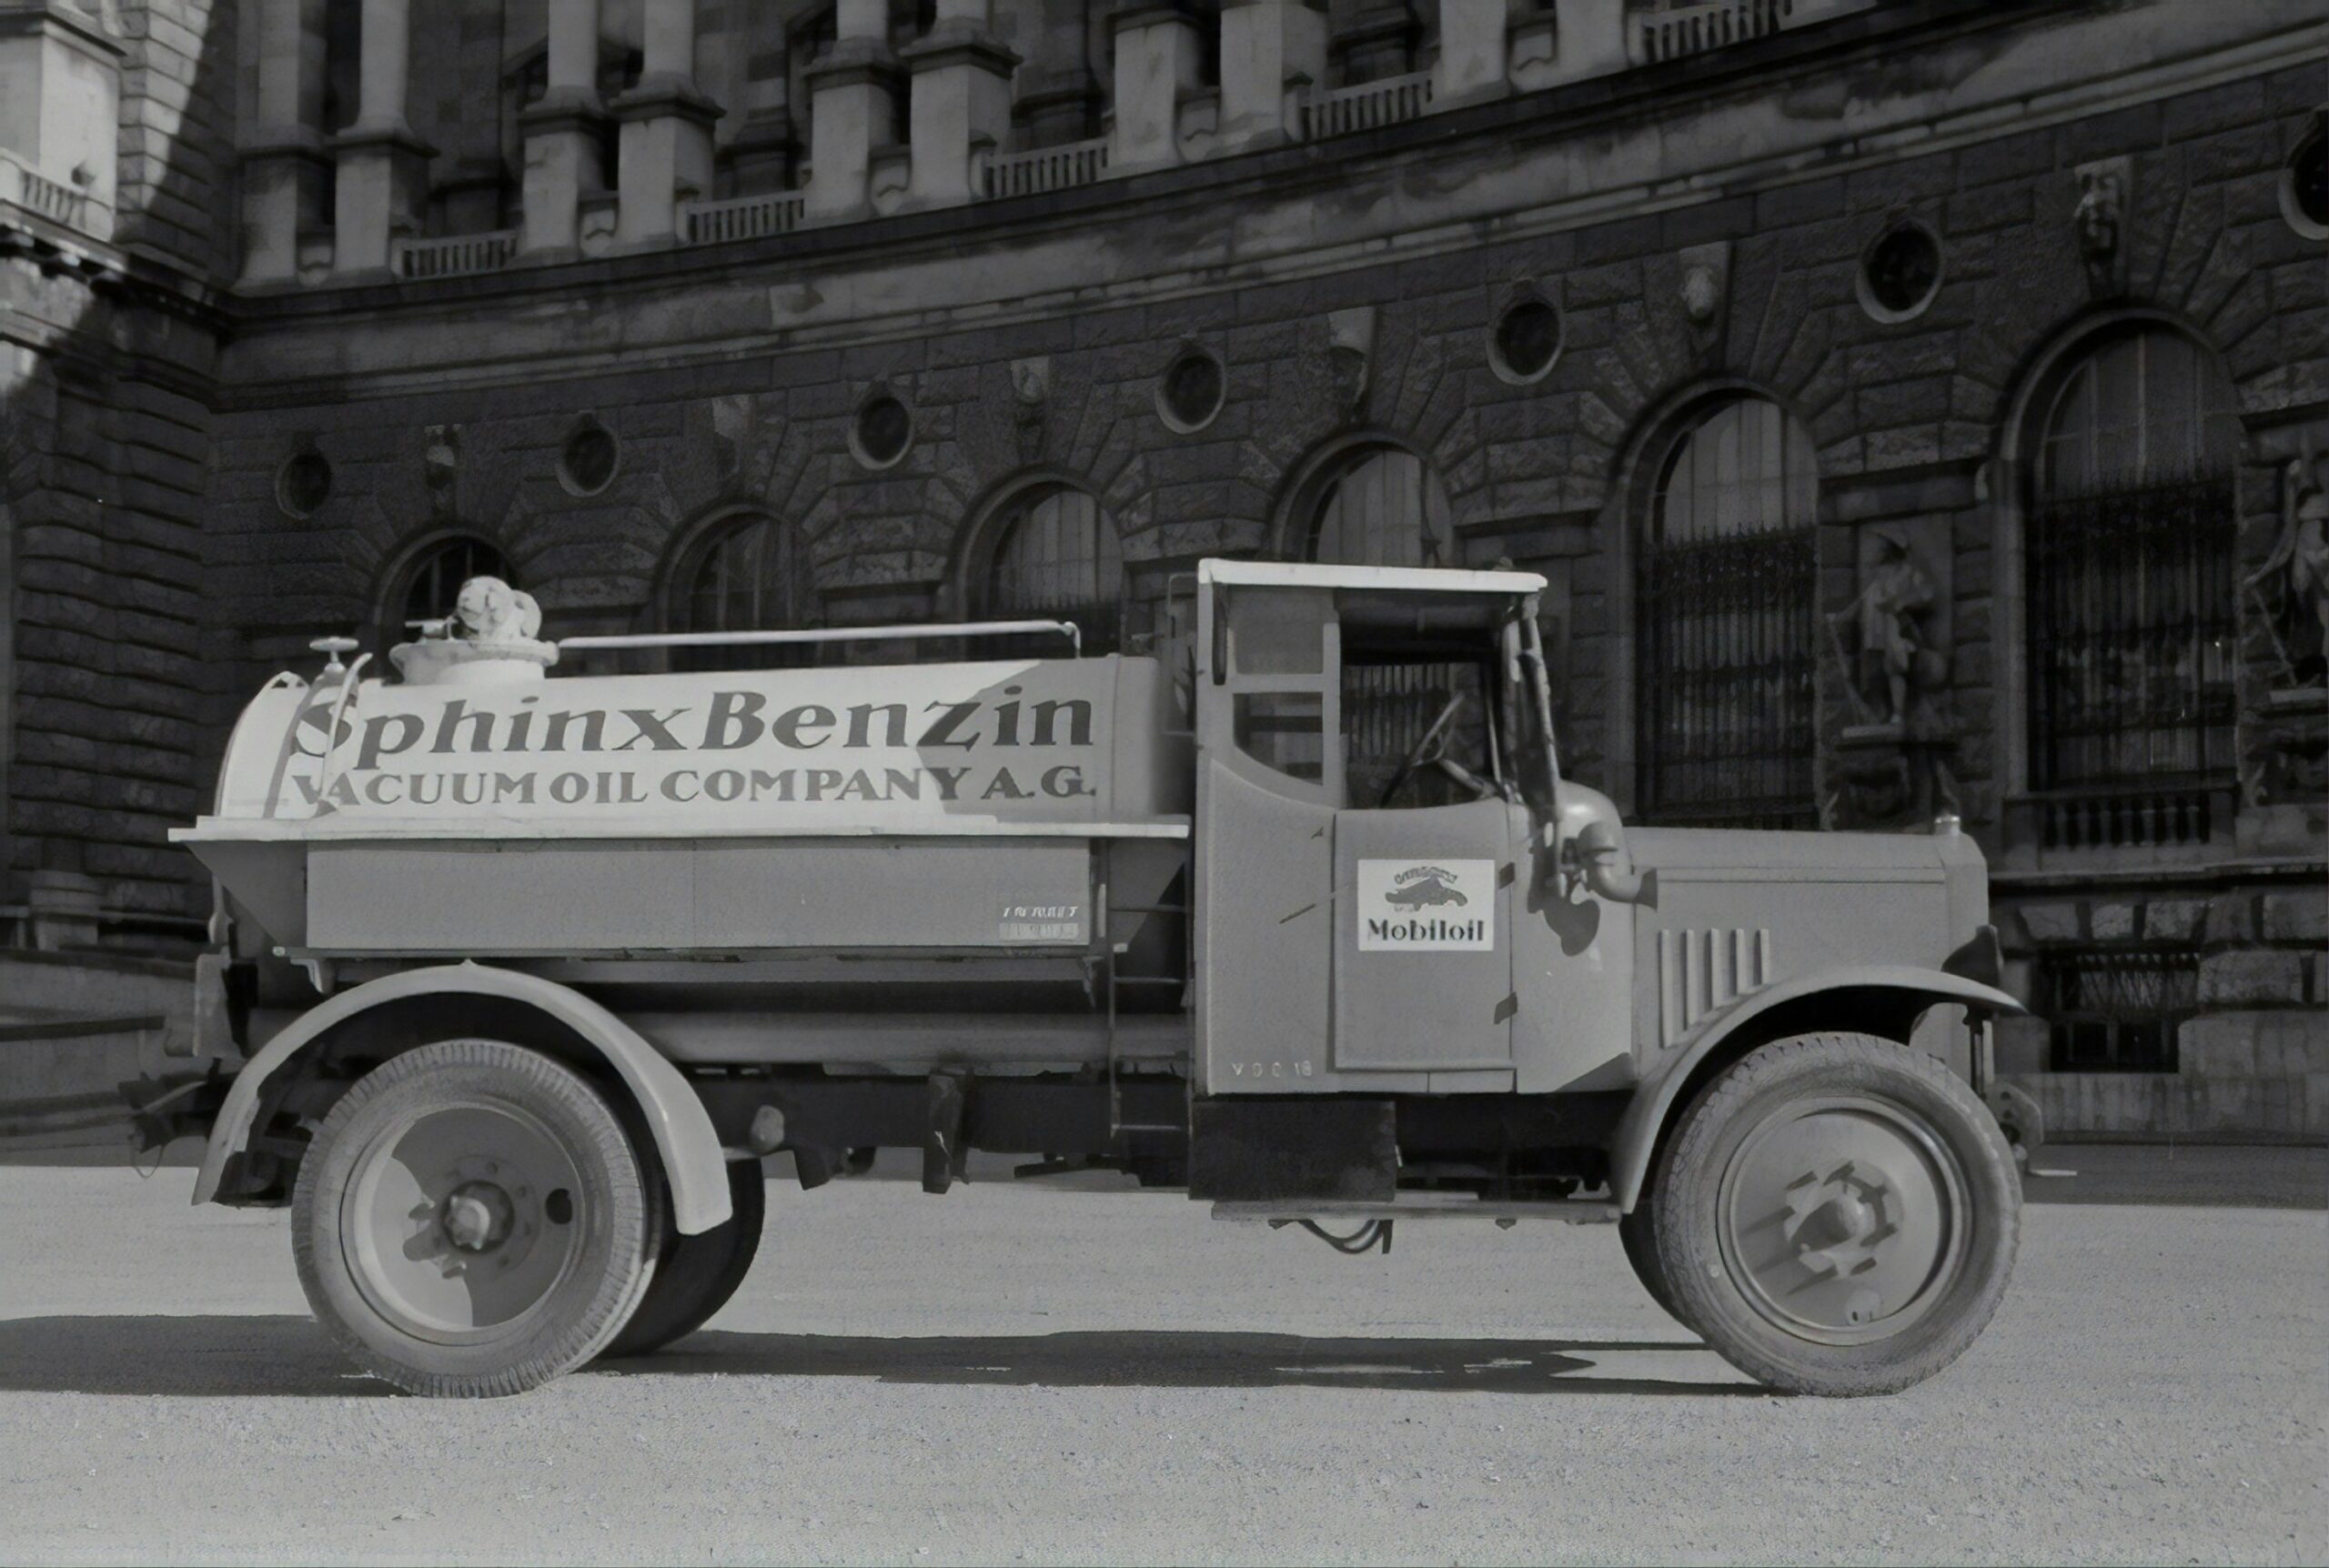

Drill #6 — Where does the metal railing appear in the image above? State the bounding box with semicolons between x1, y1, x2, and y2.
560;618;1085;657
1299;72;1434;140
1630;0;1794;65
681;190;808;245
982;138;1111;201
391;228;520;280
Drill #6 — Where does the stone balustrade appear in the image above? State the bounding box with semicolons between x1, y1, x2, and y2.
1299;71;1435;140
391;229;521;279
981;137;1111;200
1629;0;1794;65
680;191;809;245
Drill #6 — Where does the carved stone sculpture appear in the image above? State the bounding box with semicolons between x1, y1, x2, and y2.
1830;524;1939;727
392;576;556;686
2243;455;2329;687
2073;161;2126;297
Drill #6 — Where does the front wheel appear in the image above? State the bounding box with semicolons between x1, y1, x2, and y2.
1648;1031;2020;1396
292;1040;661;1397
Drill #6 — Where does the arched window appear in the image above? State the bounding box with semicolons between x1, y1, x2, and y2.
2026;328;2238;829
1638;397;1820;829
1306;446;1453;568
388;536;513;648
675;515;820;671
982;485;1123;653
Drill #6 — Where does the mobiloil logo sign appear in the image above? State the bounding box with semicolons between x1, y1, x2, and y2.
1356;860;1495;951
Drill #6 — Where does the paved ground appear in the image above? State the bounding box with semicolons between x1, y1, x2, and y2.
0;1151;2322;1565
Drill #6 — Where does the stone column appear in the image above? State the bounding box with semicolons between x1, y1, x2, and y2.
611;0;723;245
1433;0;1507;106
330;0;436;276
238;0;325;281
901;0;1018;207
1217;0;1325;153
802;0;900;222
520;0;610;256
1109;5;1200;176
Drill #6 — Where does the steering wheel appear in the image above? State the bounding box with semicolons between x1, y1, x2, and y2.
1375;692;1498;807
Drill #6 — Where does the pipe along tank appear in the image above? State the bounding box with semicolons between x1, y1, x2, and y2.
167;568;2026;1398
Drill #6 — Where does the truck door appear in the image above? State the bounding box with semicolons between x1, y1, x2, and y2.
1195;571;1520;1093
1329;631;1516;1085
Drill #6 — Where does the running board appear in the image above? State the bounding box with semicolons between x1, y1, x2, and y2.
1210;1195;1620;1226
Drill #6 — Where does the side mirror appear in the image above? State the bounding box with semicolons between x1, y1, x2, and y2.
1550;780;1654;907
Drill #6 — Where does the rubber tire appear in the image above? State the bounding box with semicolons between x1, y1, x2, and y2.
1618;1204;1694;1332
292;1040;661;1397
1648;1031;2020;1397
601;1158;767;1358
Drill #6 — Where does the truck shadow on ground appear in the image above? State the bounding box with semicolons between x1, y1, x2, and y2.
0;1316;1762;1399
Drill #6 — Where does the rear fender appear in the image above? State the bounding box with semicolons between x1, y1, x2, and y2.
192;962;731;1233
1608;965;2024;1212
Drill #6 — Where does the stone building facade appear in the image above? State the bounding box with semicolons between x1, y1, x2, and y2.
2;0;2324;1137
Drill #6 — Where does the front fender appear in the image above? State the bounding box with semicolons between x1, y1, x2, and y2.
1608;965;2024;1212
193;962;732;1234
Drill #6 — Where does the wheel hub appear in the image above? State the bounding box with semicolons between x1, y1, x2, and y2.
1717;1097;1970;1346
441;1181;516;1252
343;1102;586;1342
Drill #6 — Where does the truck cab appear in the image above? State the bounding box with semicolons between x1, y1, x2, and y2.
167;562;2028;1400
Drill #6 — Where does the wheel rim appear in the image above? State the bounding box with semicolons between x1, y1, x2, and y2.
1715;1092;1971;1348
342;1099;589;1346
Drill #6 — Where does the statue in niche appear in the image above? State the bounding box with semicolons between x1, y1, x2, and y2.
1830;524;1940;728
2244;454;2329;687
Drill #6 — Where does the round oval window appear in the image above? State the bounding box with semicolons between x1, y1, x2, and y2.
1491;298;1561;384
277;449;333;518
1159;350;1225;432
560;421;620;495
854;395;912;467
1860;224;1943;320
2284;116;2327;238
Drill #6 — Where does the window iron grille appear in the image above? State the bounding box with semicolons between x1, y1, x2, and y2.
2038;946;2198;1073
2025;474;2237;801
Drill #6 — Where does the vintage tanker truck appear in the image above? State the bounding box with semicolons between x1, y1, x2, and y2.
170;560;2025;1398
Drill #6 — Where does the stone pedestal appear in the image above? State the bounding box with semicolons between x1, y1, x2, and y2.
1831;722;1960;832
1217;0;1325;152
1111;6;1202;176
612;80;722;245
330;122;435;276
1433;0;1507;107
803;42;902;221
2239;687;2329;857
1544;0;1628;85
519;90;608;256
238;132;330;285
902;25;1018;207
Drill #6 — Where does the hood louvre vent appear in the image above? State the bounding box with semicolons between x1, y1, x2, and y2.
1657;928;1775;1049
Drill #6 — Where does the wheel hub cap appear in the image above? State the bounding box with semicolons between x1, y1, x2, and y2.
1717;1096;1970;1346
342;1102;586;1345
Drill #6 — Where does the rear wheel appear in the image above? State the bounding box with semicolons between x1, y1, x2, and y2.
292;1039;660;1397
1648;1031;2019;1396
602;1158;767;1358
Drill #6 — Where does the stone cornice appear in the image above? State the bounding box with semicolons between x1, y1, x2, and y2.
206;0;2329;405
